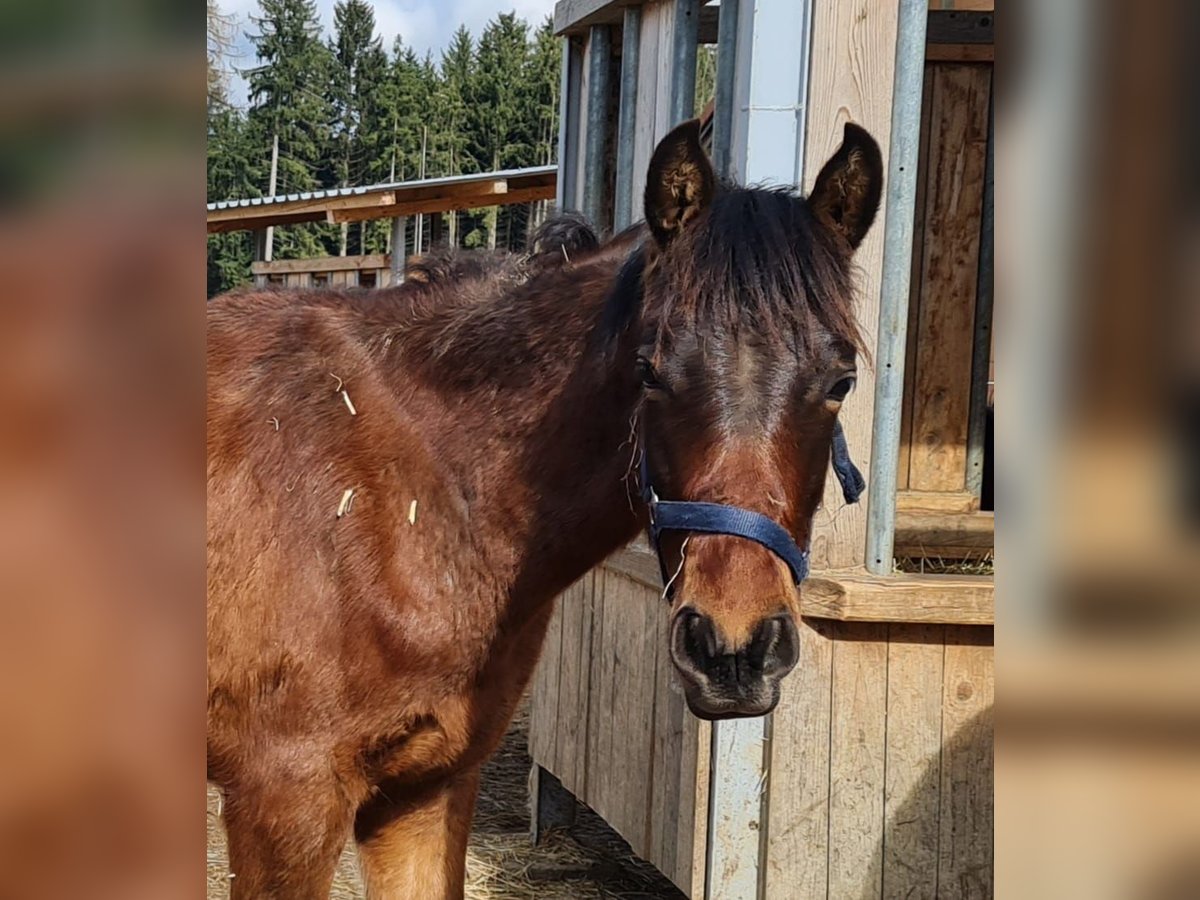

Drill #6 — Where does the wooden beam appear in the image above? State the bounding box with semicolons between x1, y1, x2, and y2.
926;10;993;44
209;210;324;234
604;541;661;592
555;0;634;35
802;571;994;625
897;490;981;513
926;42;994;62
894;509;994;558
329;182;558;225
206;191;395;228
250;254;389;275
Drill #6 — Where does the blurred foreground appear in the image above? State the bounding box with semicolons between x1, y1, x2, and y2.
0;0;1195;896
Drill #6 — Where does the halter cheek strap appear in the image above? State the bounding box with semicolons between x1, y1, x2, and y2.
640;421;864;595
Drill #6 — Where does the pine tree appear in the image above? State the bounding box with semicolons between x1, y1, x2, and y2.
329;0;387;254
246;0;337;258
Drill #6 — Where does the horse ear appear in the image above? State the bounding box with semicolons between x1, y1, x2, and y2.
808;122;884;250
644;119;716;247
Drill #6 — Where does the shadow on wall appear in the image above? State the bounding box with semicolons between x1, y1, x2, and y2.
863;706;994;900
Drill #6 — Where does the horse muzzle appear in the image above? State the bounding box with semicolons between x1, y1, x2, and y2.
668;607;800;720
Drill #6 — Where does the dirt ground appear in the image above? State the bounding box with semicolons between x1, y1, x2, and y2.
207;704;685;899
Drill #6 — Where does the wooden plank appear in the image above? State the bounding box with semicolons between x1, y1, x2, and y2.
926;43;994;62
882;624;945;900
907;64;991;492
897;64;935;492
528;592;565;774
897;490;981;513
629;0;662;214
827;622;889;899
804;0;899;570
610;569;660;858
250;254;390;275
647;590;689;888
604;539;661;591
764;618;835;900
553;575;594;792
206;190;396;227
894;509;994;559
582;565;608;812
686;717;709;899
653;0;676;139
284;272;307;287
330;182;544;225
926;10;994;45
937;628;993;899
802;571;993;626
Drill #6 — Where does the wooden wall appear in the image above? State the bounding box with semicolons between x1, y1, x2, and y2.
765;621;993;900
898;62;993;496
530;553;994;900
528;560;710;895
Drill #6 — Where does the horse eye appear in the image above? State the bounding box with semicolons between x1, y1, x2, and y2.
828;375;856;402
636;357;666;391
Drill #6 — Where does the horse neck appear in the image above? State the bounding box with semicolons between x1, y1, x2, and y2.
405;252;645;613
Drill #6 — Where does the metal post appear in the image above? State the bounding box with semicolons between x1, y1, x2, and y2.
556;37;582;211
669;0;700;126
389;216;406;283
865;0;930;574
965;90;994;498
704;1;814;897
583;25;612;230
711;0;739;179
614;7;641;230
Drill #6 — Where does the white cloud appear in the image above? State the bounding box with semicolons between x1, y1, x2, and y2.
217;0;558;108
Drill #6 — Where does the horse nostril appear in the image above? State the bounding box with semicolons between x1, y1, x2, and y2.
749;613;799;678
671;608;721;679
681;609;719;660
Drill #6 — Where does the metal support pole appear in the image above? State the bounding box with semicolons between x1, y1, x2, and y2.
669;0;699;126
556;37;582;211
614;7;641;230
865;0;930;575
966;90;995;498
389;216;406;283
583;25;612;230
704;1;813;897
711;0;739;179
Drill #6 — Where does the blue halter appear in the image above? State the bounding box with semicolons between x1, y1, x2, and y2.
640;421;864;594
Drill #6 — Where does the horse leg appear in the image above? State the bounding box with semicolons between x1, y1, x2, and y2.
354;767;481;900
219;767;354;900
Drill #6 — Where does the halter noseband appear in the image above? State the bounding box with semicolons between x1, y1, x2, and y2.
640;421;864;595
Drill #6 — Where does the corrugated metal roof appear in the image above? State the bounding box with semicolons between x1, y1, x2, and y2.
206;166;559;213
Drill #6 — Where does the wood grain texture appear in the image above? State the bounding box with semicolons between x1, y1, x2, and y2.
897;64;935;492
764;618;835;900
937;628;993;899
629;0;662;214
882;624;945;900
554;575;595;791
894;509;994;559
897;489;981;513
827;621;889;898
804;0;899;570
802;571;993;625
528;590;565;775
908;64;991;492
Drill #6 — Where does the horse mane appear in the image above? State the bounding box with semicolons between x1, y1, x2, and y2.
602;185;866;360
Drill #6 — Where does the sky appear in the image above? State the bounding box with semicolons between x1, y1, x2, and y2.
217;0;559;108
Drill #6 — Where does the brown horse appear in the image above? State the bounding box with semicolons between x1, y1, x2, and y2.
207;119;882;898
